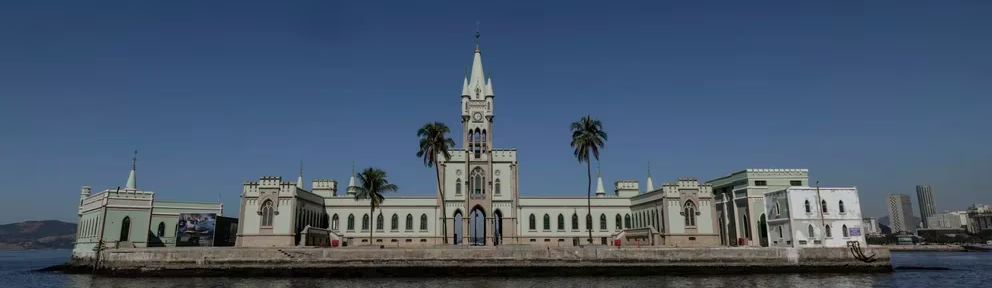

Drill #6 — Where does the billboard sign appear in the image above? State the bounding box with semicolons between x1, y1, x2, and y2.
177;213;217;247
848;227;862;237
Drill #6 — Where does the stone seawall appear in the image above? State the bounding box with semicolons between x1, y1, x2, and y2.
71;246;892;277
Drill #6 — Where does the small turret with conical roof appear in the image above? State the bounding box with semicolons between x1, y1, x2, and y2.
596;162;606;197
347;161;357;195
646;162;654;192
125;150;137;191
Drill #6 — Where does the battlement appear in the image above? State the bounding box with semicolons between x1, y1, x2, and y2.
614;180;639;190
664;178;701;188
745;169;808;173
257;176;282;187
312;179;337;190
614;180;639;198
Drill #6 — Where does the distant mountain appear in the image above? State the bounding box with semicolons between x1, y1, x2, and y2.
0;220;77;250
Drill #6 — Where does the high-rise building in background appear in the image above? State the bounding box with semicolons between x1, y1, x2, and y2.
916;185;936;228
887;194;916;233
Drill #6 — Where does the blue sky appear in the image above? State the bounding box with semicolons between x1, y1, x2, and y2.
1;1;990;223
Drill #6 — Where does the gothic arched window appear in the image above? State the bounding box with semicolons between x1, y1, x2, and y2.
825;224;832;238
157;222;165;237
529;214;536;230
839;200;846;213
804;200;811;213
775;202;781;216
624;214;631;229
571;214;579;230
586;214;593;231
120;216;131;242
347;214;355;231
777;226;783;239
807;224;815;239
405;214;413;231
684;201;697;227
390;214;399;230
821;200;828;213
331;214;339;230
377;214;384;230
420;214;428;231
842;224;849;237
494;179;501;195
261;200;274;226
558;214;565;231
456;180;462;195
601;214;608;230
471;168;484;195
362;214;369;231
543;214;550;230
616;214;622;230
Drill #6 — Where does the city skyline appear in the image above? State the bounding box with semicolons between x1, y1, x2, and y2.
2;1;991;223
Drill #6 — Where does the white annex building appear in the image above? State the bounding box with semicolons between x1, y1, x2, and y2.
236;36;723;247
763;187;867;248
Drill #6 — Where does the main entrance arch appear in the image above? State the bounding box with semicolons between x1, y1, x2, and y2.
470;206;486;246
493;209;503;246
453;210;463;245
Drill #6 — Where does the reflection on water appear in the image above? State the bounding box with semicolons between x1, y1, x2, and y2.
4;250;992;288
56;274;880;288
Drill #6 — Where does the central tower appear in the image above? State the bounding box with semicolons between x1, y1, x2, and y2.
459;30;497;246
461;32;495;155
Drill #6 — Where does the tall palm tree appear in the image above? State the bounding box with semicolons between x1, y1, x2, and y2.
570;115;607;244
353;167;399;245
416;122;456;244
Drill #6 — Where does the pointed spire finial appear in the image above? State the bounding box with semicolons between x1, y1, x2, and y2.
299;161;303;176
351;161;355;176
597;161;601;177
647;161;651;177
474;21;481;53
132;150;138;170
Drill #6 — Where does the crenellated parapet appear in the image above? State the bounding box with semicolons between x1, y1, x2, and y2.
311;179;338;198
258;176;282;188
614;180;640;198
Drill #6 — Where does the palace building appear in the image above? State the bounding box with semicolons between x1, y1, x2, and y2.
236;36;724;247
73;154;225;259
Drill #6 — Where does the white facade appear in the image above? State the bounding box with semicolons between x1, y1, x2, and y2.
236;35;721;247
764;187;866;248
927;211;966;229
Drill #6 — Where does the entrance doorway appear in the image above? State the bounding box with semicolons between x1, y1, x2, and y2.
493;209;503;246
470;207;486;246
453;210;463;245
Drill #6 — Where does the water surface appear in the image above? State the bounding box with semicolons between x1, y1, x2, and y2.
2;250;989;288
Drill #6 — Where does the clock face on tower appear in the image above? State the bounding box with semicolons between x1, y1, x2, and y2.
473;112;483;121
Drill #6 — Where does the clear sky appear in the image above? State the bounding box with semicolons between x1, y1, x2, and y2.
1;0;990;224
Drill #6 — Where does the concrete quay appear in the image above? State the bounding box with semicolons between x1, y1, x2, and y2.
69;246;892;277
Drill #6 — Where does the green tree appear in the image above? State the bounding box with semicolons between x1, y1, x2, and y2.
570;115;608;244
416;122;456;244
353;167;399;245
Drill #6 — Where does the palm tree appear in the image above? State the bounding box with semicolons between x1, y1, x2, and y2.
416;122;456;244
353;167;399;245
570;115;607;244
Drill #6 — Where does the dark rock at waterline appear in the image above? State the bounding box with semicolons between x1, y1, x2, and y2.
895;266;951;270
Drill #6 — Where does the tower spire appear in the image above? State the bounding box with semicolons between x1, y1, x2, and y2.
347;161;357;195
596;162;605;197
296;161;304;189
645;161;654;192
125;150;137;190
